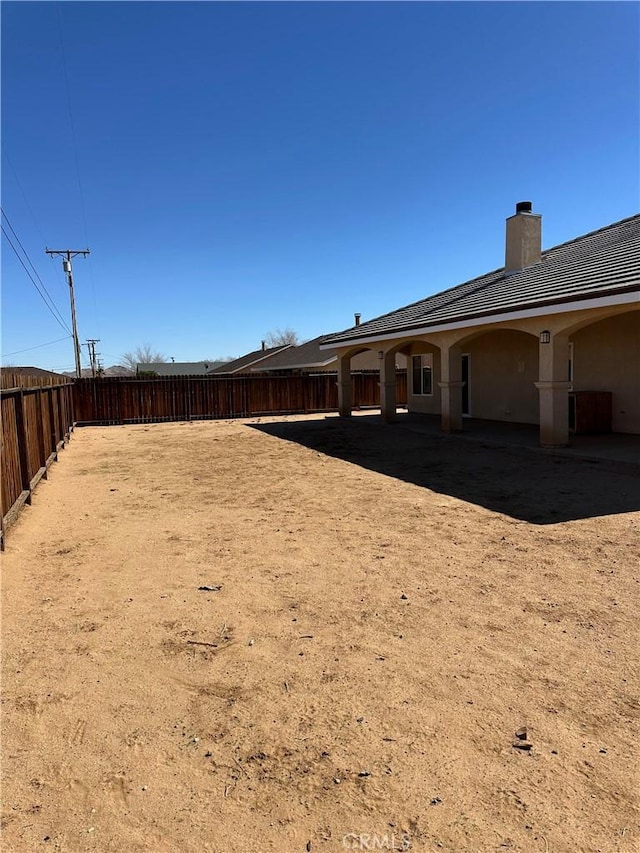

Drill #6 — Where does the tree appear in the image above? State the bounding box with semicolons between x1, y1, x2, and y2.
264;327;300;347
120;344;167;372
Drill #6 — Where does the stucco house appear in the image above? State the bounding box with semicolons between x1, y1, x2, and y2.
322;203;639;447
136;361;227;376
207;343;292;375
249;334;407;374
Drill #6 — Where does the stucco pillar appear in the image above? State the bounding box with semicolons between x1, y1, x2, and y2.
535;333;571;447
336;353;352;418
379;351;397;423
439;345;464;432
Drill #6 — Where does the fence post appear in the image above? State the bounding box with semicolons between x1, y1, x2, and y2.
34;389;48;481
14;391;32;505
47;389;58;460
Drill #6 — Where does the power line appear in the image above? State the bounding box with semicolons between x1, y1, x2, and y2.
2;335;72;359
55;1;100;336
56;1;89;248
1;144;49;248
1;223;72;334
1;208;71;333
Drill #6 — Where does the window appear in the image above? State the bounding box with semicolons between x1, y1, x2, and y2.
412;354;433;396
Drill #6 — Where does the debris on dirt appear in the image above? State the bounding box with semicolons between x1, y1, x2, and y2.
400;593;408;600
515;726;528;740
358;770;371;777
430;797;442;805
186;640;218;648
512;741;533;751
299;635;314;639
198;585;222;592
248;638;255;646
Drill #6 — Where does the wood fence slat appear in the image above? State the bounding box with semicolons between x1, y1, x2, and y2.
1;377;75;548
72;371;407;426
14;391;32;507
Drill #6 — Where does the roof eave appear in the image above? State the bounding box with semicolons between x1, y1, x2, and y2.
321;287;639;349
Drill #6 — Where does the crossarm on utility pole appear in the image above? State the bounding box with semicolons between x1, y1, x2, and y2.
45;248;90;379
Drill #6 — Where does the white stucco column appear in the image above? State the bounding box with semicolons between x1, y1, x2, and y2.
535;333;571;447
439;345;464;432
379;351;397;423
336;353;352;418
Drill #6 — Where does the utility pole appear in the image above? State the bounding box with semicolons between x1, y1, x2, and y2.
45;248;90;378
84;338;100;377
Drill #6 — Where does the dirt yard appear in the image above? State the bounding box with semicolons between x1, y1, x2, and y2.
2;414;639;853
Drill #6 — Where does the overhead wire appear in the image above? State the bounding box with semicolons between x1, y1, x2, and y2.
1;144;71;296
1;217;72;334
2;336;72;359
55;0;100;335
1;208;72;332
2;144;49;248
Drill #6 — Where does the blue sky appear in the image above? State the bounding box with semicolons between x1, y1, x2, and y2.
2;1;638;371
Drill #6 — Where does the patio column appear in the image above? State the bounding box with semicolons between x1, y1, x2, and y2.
379;351;397;423
439;345;464;432
535;332;571;447
337;353;352;418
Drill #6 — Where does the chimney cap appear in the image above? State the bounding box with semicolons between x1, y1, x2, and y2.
516;201;533;214
354;312;361;326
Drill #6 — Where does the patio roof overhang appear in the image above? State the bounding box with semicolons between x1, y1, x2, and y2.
319;289;639;350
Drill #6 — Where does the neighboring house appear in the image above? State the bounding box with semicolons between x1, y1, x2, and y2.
249;335;407;374
7;366;67;381
207;343;291;375
136;361;226;376
322;203;639;447
66;365;135;378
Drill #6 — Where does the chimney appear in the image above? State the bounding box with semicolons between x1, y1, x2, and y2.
261;340;266;351
505;201;541;273
354;313;361;327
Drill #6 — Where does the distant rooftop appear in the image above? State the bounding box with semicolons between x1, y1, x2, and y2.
137;361;227;376
208;345;291;374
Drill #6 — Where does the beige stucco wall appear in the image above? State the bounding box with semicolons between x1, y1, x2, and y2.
313;350;407;373
405;343;441;415
571;310;640;434
463;330;539;423
334;301;639;433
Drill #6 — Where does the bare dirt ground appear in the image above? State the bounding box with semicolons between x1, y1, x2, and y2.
2;414;639;853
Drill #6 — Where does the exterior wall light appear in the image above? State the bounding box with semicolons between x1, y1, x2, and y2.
539;330;551;344
378;350;384;360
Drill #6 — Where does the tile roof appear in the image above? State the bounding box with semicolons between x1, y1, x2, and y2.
208;345;292;374
324;213;640;345
137;361;225;375
250;337;337;371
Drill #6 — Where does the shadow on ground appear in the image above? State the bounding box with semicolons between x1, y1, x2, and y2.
249;416;640;524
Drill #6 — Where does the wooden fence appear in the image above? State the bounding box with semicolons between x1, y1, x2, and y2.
74;371;407;425
1;370;407;544
1;371;75;548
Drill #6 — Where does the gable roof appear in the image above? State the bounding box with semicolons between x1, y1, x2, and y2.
137;361;226;375
324;213;640;346
7;366;67;380
207;345;291;374
250;337;337;372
